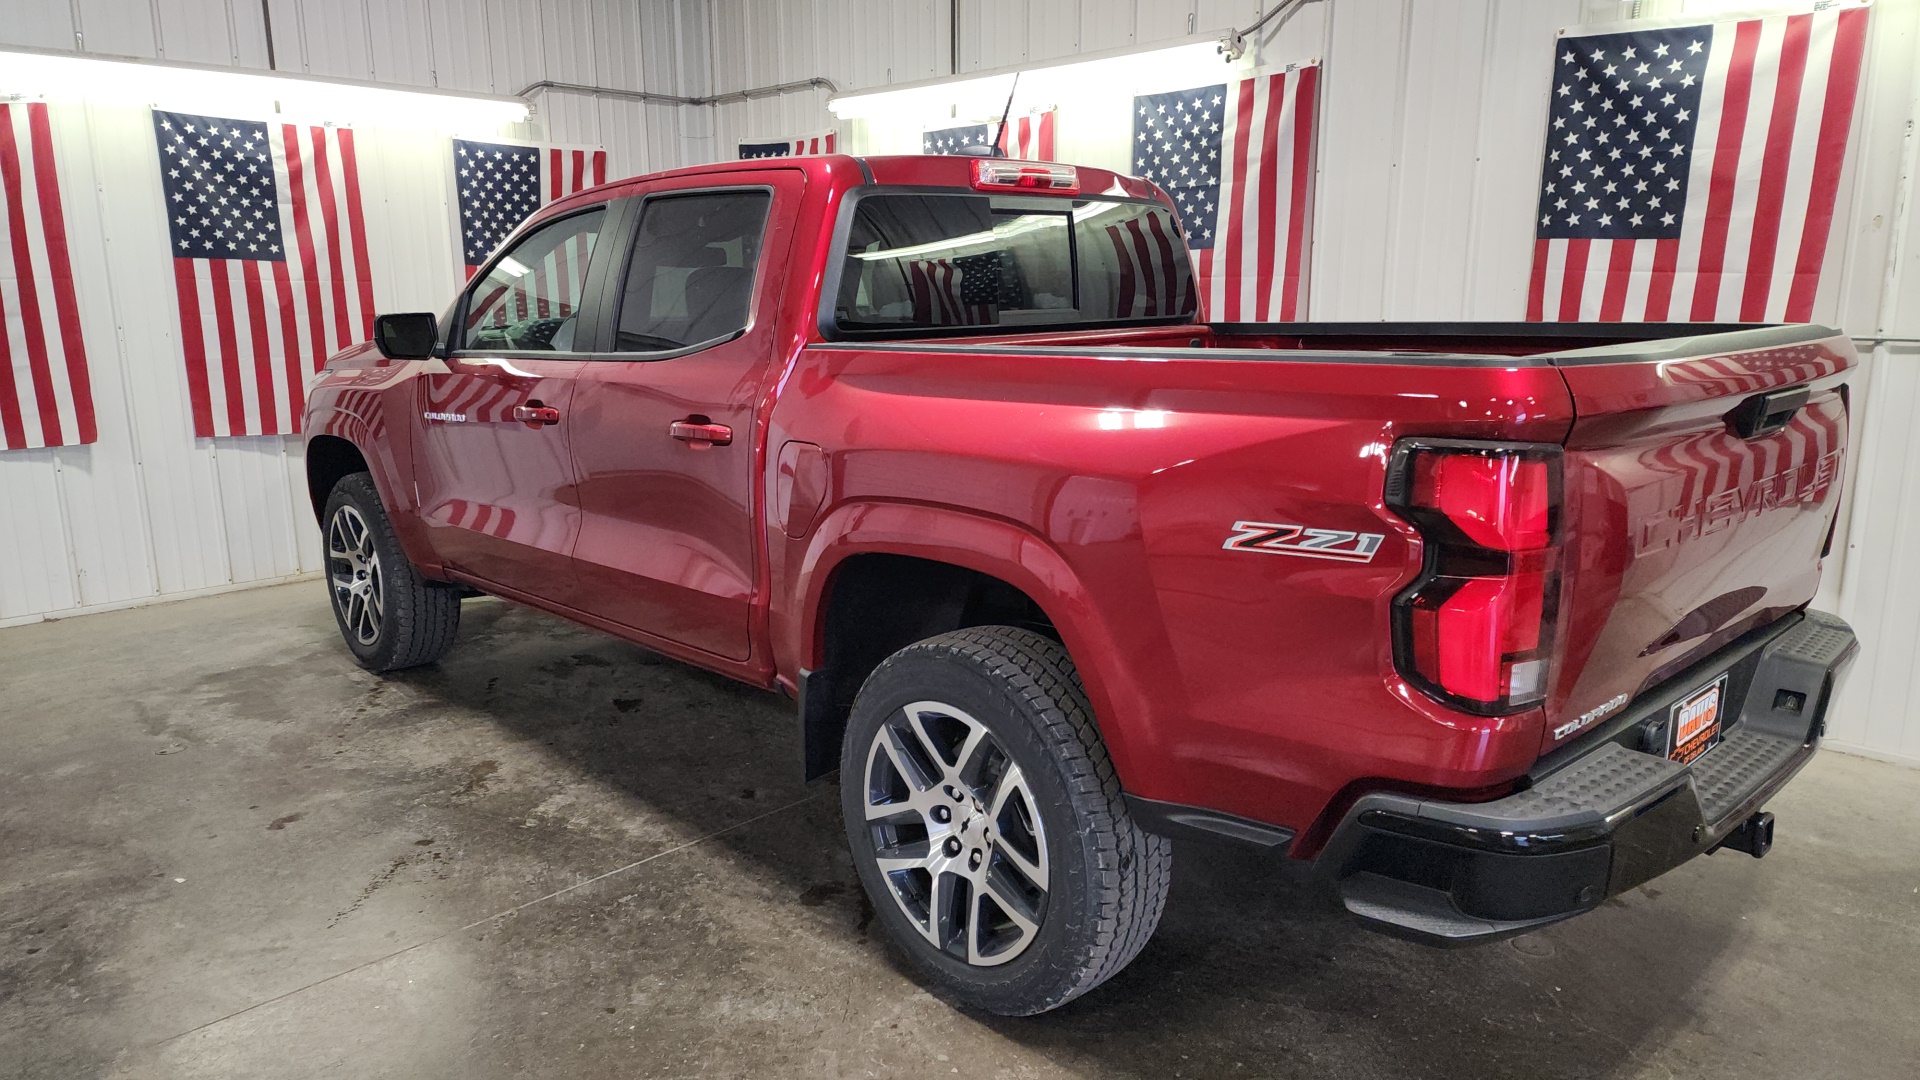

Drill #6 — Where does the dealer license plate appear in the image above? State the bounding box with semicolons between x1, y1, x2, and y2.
1669;674;1729;764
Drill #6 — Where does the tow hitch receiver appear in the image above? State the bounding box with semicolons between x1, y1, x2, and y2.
1715;811;1775;859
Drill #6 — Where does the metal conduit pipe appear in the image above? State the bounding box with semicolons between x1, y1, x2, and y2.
514;76;839;108
1219;0;1321;61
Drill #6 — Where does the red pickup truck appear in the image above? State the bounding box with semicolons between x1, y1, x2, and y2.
304;154;1860;1015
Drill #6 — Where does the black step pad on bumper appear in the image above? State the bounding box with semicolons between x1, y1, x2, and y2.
1318;609;1858;946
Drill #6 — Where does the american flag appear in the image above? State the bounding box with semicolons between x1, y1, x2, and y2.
1133;66;1319;322
454;139;604;277
1527;6;1868;322
995;110;1056;161
1;102;94;450
155;109;372;438
739;130;837;158
908;255;999;326
923;124;992;155
1102;216;1189;318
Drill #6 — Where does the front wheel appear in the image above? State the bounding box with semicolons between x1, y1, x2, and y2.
322;472;461;672
841;626;1172;1015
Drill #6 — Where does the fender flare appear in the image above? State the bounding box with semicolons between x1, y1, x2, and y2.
787;499;1152;787
305;400;441;576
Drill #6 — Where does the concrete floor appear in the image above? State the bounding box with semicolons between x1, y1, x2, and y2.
2;583;1917;1080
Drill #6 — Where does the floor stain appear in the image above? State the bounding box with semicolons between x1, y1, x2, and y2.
329;857;410;927
267;813;303;831
456;760;499;797
798;882;846;907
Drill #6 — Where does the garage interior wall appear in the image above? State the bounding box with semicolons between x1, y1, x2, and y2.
2;0;1918;764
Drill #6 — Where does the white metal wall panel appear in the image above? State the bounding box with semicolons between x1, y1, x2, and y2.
1135;0;1195;45
1380;1;1491;319
39;106;158;609
366;0;437;87
1462;0;1572;319
1831;347;1920;765
1310;0;1408;320
425;0;497;92
484;0;547;99
149;0;244;65
1078;0;1135;53
73;0;160;58
5;2;77;51
0;452;77;620
287;0;375;77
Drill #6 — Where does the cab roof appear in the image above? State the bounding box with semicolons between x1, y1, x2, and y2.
540;153;1169;218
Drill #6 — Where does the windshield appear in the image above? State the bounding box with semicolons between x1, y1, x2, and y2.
831;193;1196;333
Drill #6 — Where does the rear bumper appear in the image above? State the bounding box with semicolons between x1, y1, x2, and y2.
1317;609;1858;946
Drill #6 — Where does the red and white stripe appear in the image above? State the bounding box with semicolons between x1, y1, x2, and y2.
1528;6;1867;323
1194;66;1318;322
473;228;595;331
173;121;373;438
995;110;1056;161
793;130;837;155
1104;216;1187;318
908;259;991;326
0;102;94;450
545;145;606;201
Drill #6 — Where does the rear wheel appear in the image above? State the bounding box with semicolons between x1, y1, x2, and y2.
841;626;1172;1015
322;472;460;672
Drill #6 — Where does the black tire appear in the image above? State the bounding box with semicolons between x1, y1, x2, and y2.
840;626;1172;1015
321;471;461;672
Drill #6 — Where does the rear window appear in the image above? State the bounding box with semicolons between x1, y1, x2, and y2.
830;193;1196;334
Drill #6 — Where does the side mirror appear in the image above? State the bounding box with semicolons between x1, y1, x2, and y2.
374;312;439;360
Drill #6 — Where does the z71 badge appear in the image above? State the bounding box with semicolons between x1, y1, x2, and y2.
1224;521;1385;563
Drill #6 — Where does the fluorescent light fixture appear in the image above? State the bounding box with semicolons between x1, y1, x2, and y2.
828;40;1241;123
0;46;530;129
497;255;532;278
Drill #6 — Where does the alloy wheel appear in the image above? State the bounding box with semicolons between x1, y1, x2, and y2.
327;504;385;647
862;700;1050;966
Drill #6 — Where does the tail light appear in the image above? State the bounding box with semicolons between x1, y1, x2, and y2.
1385;440;1563;715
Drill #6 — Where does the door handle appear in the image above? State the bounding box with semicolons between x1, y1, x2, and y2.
513;404;562;426
670;419;733;447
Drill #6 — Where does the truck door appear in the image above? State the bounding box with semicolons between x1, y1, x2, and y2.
567;172;800;661
414;205;608;597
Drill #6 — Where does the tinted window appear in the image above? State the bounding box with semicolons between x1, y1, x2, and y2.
615;191;771;351
462;208;605;351
832;194;1195;333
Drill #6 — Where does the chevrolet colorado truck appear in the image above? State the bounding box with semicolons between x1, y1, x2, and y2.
304;154;1861;1015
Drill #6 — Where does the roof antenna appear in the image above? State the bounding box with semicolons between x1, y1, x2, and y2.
992;72;1020;158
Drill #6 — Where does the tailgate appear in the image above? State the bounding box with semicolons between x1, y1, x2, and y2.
1544;326;1855;750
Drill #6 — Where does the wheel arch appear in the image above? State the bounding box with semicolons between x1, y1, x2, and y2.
788;500;1146;787
306;433;371;521
304;399;442;578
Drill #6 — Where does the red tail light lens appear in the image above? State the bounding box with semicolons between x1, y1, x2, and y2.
1387;441;1562;715
971;159;1080;194
1409;452;1552;551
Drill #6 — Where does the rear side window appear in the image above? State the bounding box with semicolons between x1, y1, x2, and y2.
614;191;772;352
831;193;1195;334
462;208;605;351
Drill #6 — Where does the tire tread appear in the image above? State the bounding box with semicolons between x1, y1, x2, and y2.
325;472;460;672
857;625;1172;1014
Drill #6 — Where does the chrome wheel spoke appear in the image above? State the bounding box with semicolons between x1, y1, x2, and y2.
929;870;964;953
980;870;1042;947
996;833;1046;890
862;698;1049;968
873;840;933;875
877;724;937;794
326;505;384;647
902;703;959;775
